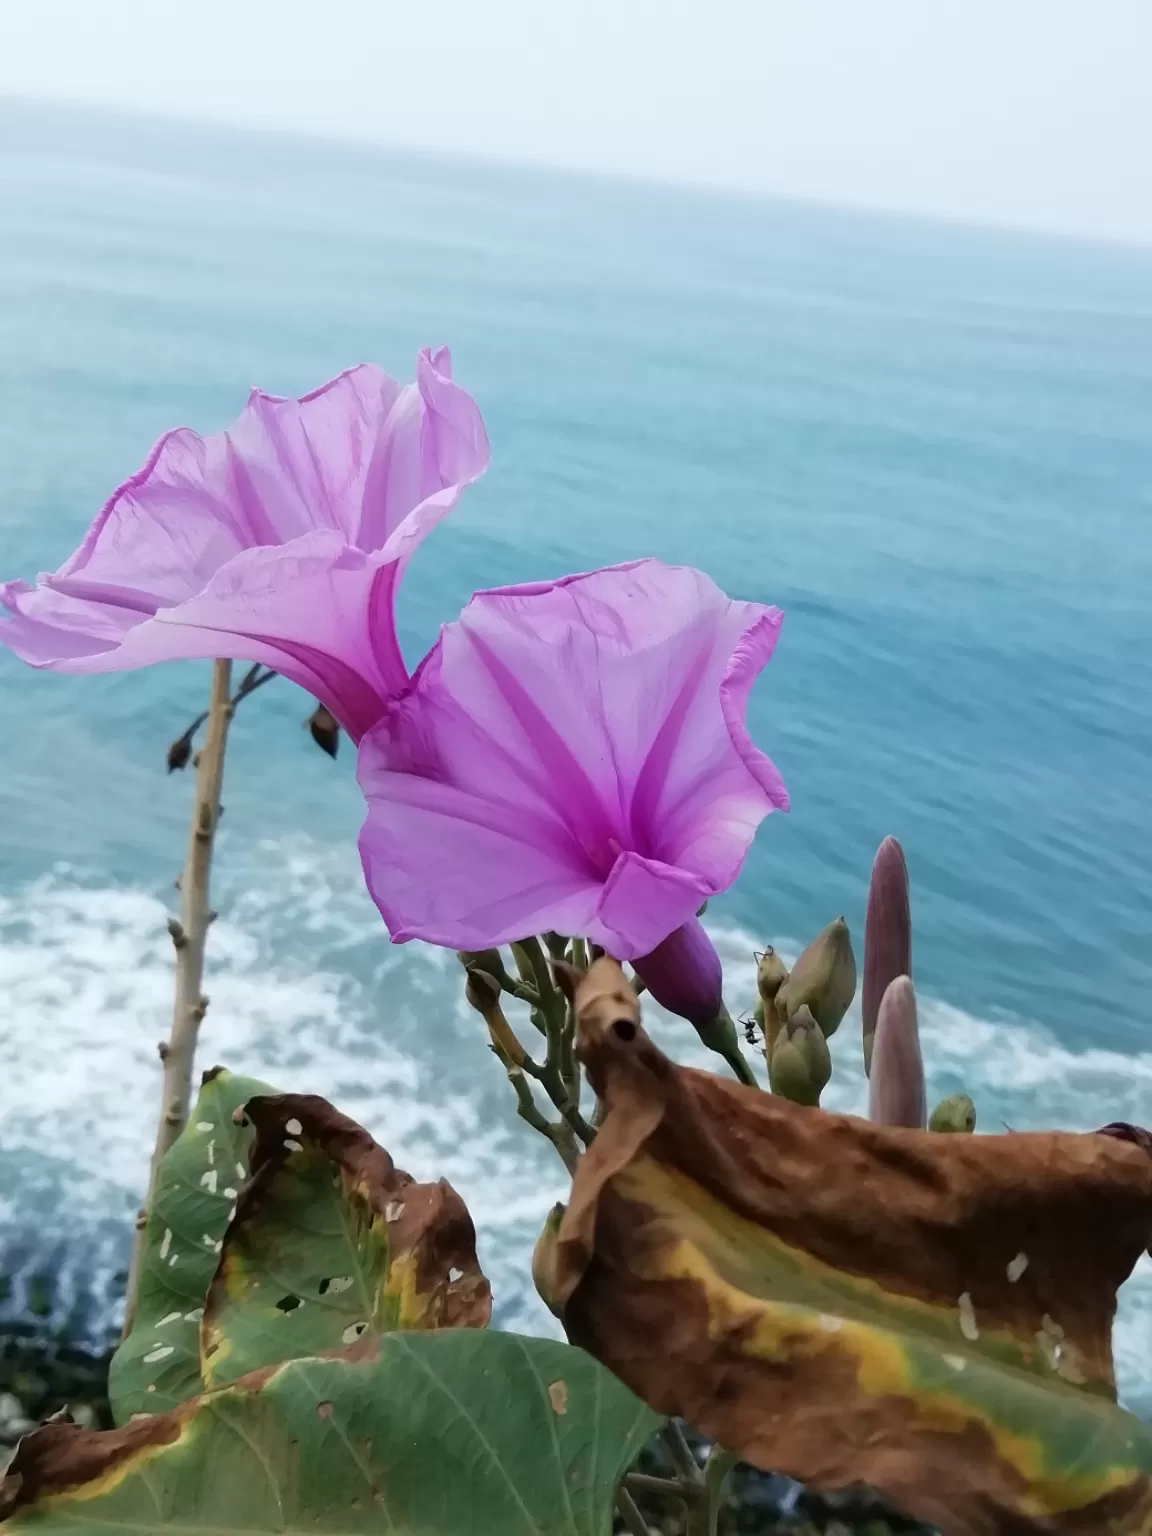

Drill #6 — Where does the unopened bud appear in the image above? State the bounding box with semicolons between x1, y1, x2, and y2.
756;946;788;1001
632;918;723;1030
768;1005;831;1106
867;976;925;1128
531;1203;567;1318
756;946;789;1058
929;1093;977;1134
863;837;911;1075
306;703;340;759
776;918;856;1037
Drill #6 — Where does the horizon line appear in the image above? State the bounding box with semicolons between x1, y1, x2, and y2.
4;89;1152;259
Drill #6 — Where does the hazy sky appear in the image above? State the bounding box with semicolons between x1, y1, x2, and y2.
2;0;1151;244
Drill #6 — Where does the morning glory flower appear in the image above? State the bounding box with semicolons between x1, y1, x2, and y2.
357;559;788;1012
0;348;489;741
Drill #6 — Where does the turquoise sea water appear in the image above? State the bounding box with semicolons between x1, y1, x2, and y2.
1;99;1151;1398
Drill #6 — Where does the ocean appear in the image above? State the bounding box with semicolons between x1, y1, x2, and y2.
1;98;1151;1405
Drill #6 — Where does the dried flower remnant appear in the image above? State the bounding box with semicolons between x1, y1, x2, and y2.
306;703;340;758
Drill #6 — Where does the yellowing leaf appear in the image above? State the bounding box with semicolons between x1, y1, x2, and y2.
0;1333;659;1535
201;1093;490;1386
553;959;1152;1536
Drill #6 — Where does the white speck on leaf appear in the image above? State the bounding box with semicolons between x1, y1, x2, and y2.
156;1312;181;1328
327;1276;354;1294
196;1122;212;1133
143;1345;175;1364
342;1322;367;1345
284;1138;303;1153
184;1308;203;1323
206;1139;215;1166
547;1380;568;1415
818;1315;842;1333
200;1170;218;1194
385;1201;404;1223
235;1162;245;1179
285;1118;303;1135
958;1292;979;1341
448;1267;464;1283
168;1253;179;1267
223;1187;237;1199
159;1229;172;1260
1007;1253;1029;1283
944;1355;967;1372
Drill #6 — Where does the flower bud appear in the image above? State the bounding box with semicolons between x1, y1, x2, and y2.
867;976;925;1128
532;1203;567;1318
929;1093;977;1134
756;946;789;1057
776;918;856;1037
768;1005;832;1106
632;918;723;1029
863;837;911;1075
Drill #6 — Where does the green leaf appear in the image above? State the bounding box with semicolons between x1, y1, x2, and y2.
1;1332;660;1535
108;1067;272;1425
201;1094;490;1388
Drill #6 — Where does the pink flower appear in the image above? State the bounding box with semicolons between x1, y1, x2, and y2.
0;349;489;741
357;560;788;967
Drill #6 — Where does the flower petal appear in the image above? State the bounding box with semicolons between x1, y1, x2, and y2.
357;560;786;956
1;351;490;737
593;853;709;961
357;761;602;950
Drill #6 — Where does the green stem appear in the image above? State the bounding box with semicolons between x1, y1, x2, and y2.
624;1473;701;1501
513;936;593;1143
696;1006;759;1088
660;1422;703;1485
615;1487;650;1536
687;1446;737;1536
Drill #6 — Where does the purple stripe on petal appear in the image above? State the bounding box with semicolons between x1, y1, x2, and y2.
357;559;787;958
1;351;490;739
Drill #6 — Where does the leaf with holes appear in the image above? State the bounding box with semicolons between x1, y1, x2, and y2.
108;1067;272;1424
0;1331;659;1534
554;958;1152;1536
201;1093;490;1387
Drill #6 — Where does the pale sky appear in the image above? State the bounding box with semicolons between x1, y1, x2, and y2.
2;0;1151;244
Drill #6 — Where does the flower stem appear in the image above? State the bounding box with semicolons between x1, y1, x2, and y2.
615;1487;651;1536
122;659;233;1337
687;1445;737;1536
